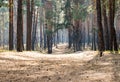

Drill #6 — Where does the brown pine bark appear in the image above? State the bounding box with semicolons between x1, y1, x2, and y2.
109;0;118;51
87;18;90;46
112;0;118;52
40;7;43;48
73;20;81;51
96;0;105;56
46;23;52;54
45;1;53;54
68;28;72;48
17;0;23;52
26;0;31;50
102;0;109;50
9;0;14;50
72;2;82;51
32;8;39;50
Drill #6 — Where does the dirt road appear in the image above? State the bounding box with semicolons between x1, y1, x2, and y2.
0;44;120;82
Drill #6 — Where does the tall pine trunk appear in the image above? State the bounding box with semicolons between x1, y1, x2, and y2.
47;34;52;54
68;28;72;48
40;7;43;49
17;0;23;52
46;24;52;54
9;0;14;50
102;0;109;50
26;0;31;50
87;18;90;46
109;0;118;51
96;0;105;56
32;9;39;50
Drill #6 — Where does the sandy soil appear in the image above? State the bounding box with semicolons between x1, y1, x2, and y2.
0;44;120;82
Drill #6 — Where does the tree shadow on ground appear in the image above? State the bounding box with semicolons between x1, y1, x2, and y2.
0;52;120;82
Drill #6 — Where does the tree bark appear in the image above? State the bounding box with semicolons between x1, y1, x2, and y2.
109;0;118;51
47;34;52;54
17;0;23;52
40;7;43;49
68;28;72;48
46;24;52;54
9;0;14;50
102;0;109;50
32;9;39;50
87;18;90;46
26;0;32;50
96;0;105;56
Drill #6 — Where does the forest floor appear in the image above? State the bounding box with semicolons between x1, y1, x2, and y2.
0;44;120;82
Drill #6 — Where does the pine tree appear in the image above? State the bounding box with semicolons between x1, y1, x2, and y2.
9;0;14;50
17;0;23;52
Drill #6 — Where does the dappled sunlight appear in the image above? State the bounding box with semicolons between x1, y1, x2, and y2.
0;44;120;82
0;0;120;81
0;50;120;82
80;72;112;81
0;52;36;60
0;50;98;82
0;52;97;63
97;62;112;66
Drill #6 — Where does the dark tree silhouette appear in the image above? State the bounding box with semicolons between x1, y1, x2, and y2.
102;0;109;50
109;0;118;51
9;0;14;50
17;0;23;52
96;0;105;56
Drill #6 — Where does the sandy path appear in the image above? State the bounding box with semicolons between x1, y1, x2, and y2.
0;44;120;82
